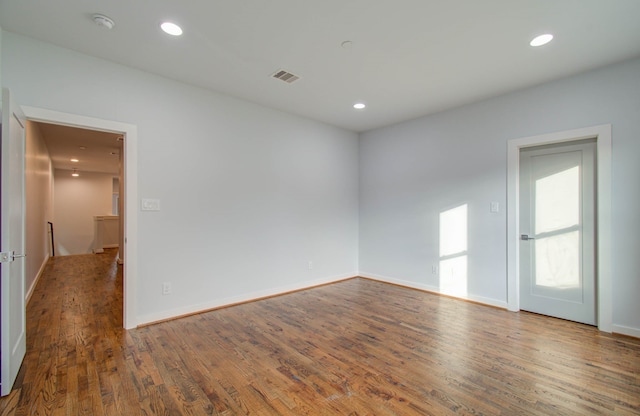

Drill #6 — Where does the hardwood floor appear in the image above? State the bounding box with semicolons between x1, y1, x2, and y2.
1;251;639;415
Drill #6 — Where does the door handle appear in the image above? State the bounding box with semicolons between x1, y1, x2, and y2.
0;251;26;262
520;234;535;241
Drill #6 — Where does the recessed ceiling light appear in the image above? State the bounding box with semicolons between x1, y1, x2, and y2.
70;158;79;163
530;34;553;47
79;146;87;150
161;22;183;36
72;168;80;177
353;103;366;110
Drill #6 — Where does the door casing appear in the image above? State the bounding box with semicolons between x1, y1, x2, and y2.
507;124;612;333
22;106;139;329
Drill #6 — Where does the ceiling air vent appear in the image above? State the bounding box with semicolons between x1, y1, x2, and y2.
271;69;300;84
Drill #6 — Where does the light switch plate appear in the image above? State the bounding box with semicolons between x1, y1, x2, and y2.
141;198;160;211
490;201;499;213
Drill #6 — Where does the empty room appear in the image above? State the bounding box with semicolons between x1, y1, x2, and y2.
1;1;639;414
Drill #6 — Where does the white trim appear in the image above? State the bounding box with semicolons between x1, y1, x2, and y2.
612;325;640;339
360;272;509;309
21;106;138;329
25;255;49;305
137;273;356;326
507;124;612;332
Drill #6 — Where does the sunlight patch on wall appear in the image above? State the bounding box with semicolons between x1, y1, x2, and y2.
439;204;468;297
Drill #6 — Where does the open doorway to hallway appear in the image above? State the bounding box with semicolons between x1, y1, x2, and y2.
36;122;123;256
24;121;125;326
21;106;137;329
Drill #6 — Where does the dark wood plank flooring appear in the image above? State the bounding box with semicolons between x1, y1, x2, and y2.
1;249;639;415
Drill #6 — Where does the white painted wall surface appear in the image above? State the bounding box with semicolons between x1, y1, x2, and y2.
25;120;53;299
0;25;3;87
1;32;359;325
359;58;640;335
53;169;114;255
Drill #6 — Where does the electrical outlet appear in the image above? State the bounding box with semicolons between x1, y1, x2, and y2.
308;261;313;270
432;265;439;275
162;282;171;295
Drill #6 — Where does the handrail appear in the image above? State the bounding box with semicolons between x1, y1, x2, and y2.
48;221;55;257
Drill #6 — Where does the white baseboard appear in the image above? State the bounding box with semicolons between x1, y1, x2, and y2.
359;271;509;309
26;255;50;304
136;272;357;327
612;324;640;339
360;273;640;337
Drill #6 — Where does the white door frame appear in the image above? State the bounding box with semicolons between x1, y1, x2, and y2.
507;124;612;332
22;106;138;329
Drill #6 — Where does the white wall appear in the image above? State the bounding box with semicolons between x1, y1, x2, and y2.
0;27;4;88
25;120;53;298
53;169;113;255
0;24;3;88
1;31;359;325
112;177;119;215
359;58;640;335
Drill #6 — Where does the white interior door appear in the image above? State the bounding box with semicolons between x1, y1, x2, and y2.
0;88;27;396
519;140;596;325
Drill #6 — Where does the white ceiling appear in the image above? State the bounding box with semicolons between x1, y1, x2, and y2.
36;122;122;175
2;0;640;132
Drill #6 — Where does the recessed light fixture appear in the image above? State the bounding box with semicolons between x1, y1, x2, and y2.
530;33;553;47
70;158;79;163
161;22;183;36
92;14;115;30
79;146;87;150
353;103;366;110
71;168;80;177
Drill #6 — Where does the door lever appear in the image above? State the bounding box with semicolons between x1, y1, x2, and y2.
0;251;26;262
520;234;535;241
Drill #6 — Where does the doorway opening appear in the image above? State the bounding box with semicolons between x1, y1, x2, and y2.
507;125;612;332
22;106;138;329
30;122;123;257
